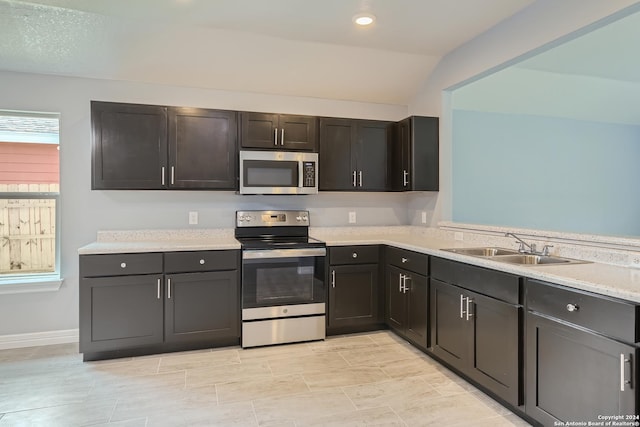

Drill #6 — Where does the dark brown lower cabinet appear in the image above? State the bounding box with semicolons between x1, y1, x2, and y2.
327;245;383;334
386;265;428;350
79;274;164;353
430;278;521;406
79;250;240;361
165;270;239;344
526;312;638;424
328;264;379;329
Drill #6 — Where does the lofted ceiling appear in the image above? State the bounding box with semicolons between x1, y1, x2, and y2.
453;8;640;125
0;0;534;105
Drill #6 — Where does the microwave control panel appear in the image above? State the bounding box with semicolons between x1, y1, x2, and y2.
303;161;316;187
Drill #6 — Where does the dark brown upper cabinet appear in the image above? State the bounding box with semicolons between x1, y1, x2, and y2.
390;116;439;191
167;107;237;190
91;102;168;190
319;118;391;191
91;101;238;190
240;112;317;151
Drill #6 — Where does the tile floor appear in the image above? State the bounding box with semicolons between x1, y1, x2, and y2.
0;331;532;426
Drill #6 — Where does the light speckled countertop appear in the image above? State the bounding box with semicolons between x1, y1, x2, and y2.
78;226;640;304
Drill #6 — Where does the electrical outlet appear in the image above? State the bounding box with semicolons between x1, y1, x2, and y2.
188;211;198;225
454;231;464;241
348;211;357;224
421;211;427;224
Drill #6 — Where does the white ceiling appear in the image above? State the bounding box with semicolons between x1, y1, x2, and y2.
515;9;640;83
454;8;640;125
0;0;534;105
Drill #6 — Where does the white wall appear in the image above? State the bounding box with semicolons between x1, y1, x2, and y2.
0;70;409;337
408;0;640;226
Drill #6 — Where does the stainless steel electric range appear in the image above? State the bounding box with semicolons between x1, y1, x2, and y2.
235;210;326;348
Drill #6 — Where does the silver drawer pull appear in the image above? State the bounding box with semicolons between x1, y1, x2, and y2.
566;303;579;312
352;252;358;258
621;353;631;391
120;262;127;268
199;259;205;265
401;257;408;263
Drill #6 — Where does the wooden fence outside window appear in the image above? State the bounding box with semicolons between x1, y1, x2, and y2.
0;183;58;275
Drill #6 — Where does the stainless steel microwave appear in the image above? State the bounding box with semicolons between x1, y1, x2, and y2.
239;150;318;195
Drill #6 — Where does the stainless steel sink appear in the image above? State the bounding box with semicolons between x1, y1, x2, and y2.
441;247;520;257
440;247;589;266
491;254;581;265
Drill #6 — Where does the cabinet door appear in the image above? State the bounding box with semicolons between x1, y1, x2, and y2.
468;290;521;407
79;274;164;353
91;101;167;189
354;120;390;191
279;115;317;151
404;272;428;350
390;118;410;191
168;108;237;190
328;264;379;329
410;116;439;191
386;265;407;332
526;312;638;425
319;118;355;190
240;112;278;149
429;279;469;371
165;271;240;344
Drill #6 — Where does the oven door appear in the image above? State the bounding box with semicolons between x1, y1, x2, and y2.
242;248;326;309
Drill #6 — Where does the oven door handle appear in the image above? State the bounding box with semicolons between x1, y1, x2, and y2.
242;248;326;259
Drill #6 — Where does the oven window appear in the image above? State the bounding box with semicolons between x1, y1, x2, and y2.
243;160;298;187
243;256;325;308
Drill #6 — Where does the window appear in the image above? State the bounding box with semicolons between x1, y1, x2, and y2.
0;111;60;289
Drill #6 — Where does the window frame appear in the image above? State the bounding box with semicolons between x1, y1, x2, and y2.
0;111;62;294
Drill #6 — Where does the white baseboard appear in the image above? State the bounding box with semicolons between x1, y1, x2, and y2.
0;329;79;350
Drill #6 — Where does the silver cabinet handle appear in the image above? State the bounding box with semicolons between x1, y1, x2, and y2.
120;262;127;269
460;294;465;319
157;278;161;299
281;128;285;145
199;259;205;265
401;257;408;263
566;303;579;312
403;275;410;293
465;297;473;321
358;171;362;187
167;278;172;299
403;169;409;186
170;166;175;185
274;128;278;145
352;252;358;258
161;166;165;186
352;171;357;187
621;353;631;391
331;270;336;288
399;273;404;292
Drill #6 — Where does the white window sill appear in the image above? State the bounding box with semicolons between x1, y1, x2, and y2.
0;275;63;295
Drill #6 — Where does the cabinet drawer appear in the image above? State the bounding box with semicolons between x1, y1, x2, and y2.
80;253;163;277
526;279;639;343
164;250;239;273
330;245;379;265
431;257;520;304
386;246;428;275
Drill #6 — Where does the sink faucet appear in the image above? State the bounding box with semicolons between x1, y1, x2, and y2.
505;232;553;256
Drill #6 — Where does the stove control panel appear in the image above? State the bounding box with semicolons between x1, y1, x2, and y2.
236;210;310;227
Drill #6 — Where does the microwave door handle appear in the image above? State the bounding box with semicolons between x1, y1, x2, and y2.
298;160;304;188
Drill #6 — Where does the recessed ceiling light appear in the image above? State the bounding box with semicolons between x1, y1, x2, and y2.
353;13;375;26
